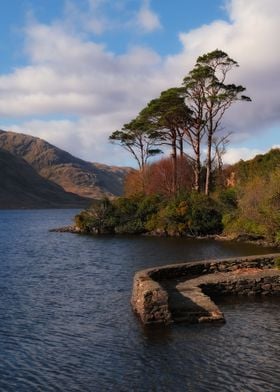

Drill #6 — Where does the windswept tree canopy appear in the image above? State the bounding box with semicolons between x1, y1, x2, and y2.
141;88;192;131
109;116;162;170
183;49;251;135
183;49;251;194
139;88;194;192
109;49;251;196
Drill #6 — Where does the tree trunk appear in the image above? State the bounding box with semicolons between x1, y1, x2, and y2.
194;143;201;192
140;167;146;194
179;136;184;158
172;140;177;194
205;132;212;196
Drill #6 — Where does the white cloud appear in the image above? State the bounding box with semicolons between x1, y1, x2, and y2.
64;0;162;36
224;147;263;164
6;116;132;166
64;0;109;35
0;0;280;166
136;0;161;33
0;16;167;165
0;21;164;119
224;143;280;165
173;0;280;135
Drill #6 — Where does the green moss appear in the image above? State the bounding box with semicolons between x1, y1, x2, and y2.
274;257;280;270
275;231;280;245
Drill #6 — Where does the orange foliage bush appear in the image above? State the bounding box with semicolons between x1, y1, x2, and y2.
125;156;194;197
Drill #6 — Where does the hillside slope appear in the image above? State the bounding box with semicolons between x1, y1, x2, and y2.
0;130;131;199
0;149;91;208
225;148;280;186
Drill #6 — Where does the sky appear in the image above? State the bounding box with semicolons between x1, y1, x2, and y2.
0;0;279;167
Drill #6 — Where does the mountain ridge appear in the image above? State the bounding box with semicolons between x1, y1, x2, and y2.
0;148;92;209
0;129;132;200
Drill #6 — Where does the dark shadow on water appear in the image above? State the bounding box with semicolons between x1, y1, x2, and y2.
141;323;173;343
215;294;280;306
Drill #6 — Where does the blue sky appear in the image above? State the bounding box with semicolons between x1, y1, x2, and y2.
0;0;279;166
0;0;227;68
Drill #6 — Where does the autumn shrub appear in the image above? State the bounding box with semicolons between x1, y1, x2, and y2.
221;167;280;242
125;156;194;197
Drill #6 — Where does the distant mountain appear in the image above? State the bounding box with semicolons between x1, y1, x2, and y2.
0;130;132;199
0;148;91;209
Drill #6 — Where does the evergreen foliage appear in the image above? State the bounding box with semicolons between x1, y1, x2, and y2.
75;193;223;237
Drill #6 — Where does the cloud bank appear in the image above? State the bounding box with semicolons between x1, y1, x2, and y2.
136;0;162;32
0;0;279;165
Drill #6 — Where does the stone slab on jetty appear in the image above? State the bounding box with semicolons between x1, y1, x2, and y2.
131;254;280;326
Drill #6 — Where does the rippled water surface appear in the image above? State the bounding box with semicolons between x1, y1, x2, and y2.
0;209;280;392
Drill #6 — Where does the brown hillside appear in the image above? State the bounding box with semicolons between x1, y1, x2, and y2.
0;148;91;209
0;130;132;199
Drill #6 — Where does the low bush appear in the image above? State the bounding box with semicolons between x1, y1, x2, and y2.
75;192;223;237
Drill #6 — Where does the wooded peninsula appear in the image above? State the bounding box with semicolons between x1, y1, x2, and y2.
75;50;280;246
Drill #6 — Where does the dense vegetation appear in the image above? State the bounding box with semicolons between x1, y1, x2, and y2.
75;49;279;245
75;148;280;244
221;149;280;244
75;192;223;236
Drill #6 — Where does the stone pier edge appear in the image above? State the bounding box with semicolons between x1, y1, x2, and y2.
131;253;280;326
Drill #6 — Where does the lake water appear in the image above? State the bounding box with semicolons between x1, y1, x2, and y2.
0;209;280;392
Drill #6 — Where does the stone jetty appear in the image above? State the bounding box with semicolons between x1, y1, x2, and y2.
131;254;280;326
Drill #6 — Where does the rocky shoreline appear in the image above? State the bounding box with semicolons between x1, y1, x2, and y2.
49;225;82;233
50;225;280;248
215;234;280;249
